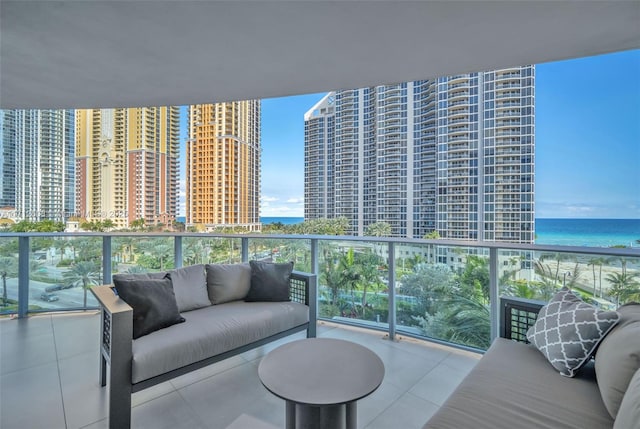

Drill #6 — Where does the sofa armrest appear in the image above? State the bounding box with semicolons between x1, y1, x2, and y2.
90;285;134;428
289;271;317;337
499;296;546;342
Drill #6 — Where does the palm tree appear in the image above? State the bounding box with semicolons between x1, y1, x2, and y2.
337;249;361;316
604;272;640;306
356;251;384;313
54;238;69;264
0;256;18;305
365;222;392;237
64;261;100;308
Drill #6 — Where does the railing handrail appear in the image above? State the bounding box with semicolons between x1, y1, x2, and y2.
2;231;639;257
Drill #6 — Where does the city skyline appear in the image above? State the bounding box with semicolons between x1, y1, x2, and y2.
250;49;639;219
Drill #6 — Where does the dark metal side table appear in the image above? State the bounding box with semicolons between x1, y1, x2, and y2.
258;338;385;429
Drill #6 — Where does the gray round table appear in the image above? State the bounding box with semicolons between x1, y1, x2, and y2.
258;338;385;429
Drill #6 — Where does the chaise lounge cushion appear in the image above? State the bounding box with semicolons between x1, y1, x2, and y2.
526;287;620;377
423;338;614;429
130;300;308;383
112;277;185;339
245;261;294;302
206;263;251;304
595;302;640;418
166;264;211;312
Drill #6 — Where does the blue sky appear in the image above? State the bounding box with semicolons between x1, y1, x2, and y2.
181;50;639;219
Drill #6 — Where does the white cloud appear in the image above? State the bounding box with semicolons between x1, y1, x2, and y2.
286;197;303;204
262;196;278;202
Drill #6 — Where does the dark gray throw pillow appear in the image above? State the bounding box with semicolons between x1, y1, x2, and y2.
113;277;185;339
526;287;620;377
245;261;294;302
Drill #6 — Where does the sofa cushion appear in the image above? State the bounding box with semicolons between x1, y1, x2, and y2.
112;277;185;339
245;261;293;302
166;264;210;312
423;338;614;429
595;302;640;418
526;287;620;377
613;367;640;429
131;301;309;383
205;263;251;304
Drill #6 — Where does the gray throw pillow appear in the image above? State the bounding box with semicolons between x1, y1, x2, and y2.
613;367;640;429
526;287;620;377
245;261;293;302
112;271;167;283
595;302;640;418
166;264;210;312
205;263;251;304
112;277;185;339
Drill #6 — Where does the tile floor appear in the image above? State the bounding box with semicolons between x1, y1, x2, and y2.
0;312;480;429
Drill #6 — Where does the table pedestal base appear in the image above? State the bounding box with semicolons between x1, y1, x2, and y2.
286;401;357;429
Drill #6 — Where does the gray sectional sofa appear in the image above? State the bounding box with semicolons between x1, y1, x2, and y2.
91;262;317;429
423;295;640;429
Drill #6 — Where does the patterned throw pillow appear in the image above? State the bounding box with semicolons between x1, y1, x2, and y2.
526;287;620;377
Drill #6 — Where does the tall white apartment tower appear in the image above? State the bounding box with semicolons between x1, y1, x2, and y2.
304;66;535;243
0;109;75;221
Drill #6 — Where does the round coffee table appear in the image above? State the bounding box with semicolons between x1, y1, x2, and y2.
258;338;384;429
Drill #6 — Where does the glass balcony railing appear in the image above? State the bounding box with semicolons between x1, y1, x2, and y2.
1;232;638;353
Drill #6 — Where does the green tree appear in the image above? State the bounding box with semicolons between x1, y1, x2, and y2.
365;222;392;237
605;272;640;305
63;261;100;308
0;256;18;304
423;230;440;239
400;263;456;314
53;238;69;264
457;255;489;305
130;218;146;230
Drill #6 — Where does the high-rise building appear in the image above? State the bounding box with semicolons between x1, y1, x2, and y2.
76;107;179;228
186;101;261;231
304;66;535;243
0;109;75;221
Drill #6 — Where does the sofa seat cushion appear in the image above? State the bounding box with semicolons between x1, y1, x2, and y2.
131;301;308;384
423;338;613;429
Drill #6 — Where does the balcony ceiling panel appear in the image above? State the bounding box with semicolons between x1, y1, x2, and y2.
1;1;638;109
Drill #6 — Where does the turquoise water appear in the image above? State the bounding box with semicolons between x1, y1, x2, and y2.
250;217;640;248
260;217;304;225
535;218;640;248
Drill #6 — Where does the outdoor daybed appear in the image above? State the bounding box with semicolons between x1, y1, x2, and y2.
91;262;317;429
424;291;640;429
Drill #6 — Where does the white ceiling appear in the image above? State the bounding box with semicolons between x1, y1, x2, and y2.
1;1;639;110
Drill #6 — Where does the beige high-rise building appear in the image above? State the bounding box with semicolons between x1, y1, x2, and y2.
186;101;261;231
76;107;179;229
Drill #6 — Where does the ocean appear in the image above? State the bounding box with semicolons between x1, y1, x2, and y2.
260;217;304;225
535;218;640;248
189;216;638;248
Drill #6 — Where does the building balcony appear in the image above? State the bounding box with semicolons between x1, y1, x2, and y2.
1;233;638;428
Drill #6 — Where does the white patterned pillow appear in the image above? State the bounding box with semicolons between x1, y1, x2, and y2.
526;287;620;377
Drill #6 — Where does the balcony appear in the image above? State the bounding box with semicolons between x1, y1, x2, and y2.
0;313;479;429
1;233;638;428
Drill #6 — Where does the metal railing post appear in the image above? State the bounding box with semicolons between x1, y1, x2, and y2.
489;247;499;341
241;237;249;262
388;241;396;341
311;239;319;275
103;236;112;288
174;236;183;268
18;236;29;318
